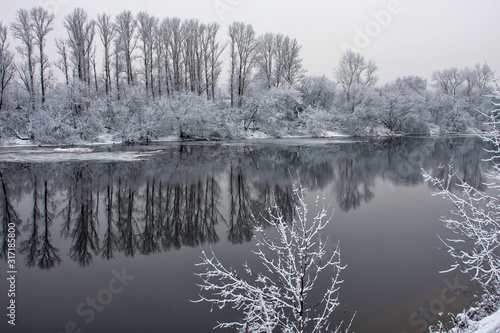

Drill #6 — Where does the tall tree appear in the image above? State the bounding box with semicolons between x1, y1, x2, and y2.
256;33;275;89
279;36;304;86
432;67;464;96
64;8;95;84
97;13;116;95
334;50;378;113
115;11;137;85
228;22;256;107
164;17;183;92
55;38;69;85
0;22;15;112
153;20;164;97
11;9;35;110
202;22;224;100
30;7;55;104
256;33;304;89
137;12;156;97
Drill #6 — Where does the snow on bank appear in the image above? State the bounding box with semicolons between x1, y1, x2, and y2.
445;307;500;333
54;147;95;153
471;308;500;333
318;131;349;138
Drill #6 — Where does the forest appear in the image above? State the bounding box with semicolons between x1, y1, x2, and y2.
0;7;497;144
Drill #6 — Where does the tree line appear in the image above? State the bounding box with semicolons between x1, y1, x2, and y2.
0;7;304;109
0;6;497;144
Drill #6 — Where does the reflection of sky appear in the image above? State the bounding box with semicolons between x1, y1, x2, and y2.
0;137;488;332
333;179;468;332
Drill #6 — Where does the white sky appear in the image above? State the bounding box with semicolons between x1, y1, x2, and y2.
1;0;499;84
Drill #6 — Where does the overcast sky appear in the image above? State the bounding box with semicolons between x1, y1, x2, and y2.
1;0;499;84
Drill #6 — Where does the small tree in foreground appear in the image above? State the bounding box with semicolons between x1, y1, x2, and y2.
194;180;353;332
424;91;500;332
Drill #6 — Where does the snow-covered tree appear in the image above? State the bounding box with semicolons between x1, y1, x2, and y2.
299;75;336;111
334;50;378;114
11;9;35;110
255;33;305;90
424;90;500;332
115;10;137;85
228;22;256;108
55;38;69;85
194;180;353;332
380;76;430;134
430;64;495;133
97;13;115;95
30;7;54;104
0;22;15;112
64;8;96;85
201;22;224;101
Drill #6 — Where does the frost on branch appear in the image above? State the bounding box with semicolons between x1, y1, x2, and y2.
193;180;353;332
424;90;500;332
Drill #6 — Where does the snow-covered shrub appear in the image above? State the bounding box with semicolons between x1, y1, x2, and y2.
242;86;304;137
380;76;430;134
400;114;430;135
31;82;104;144
299;75;337;111
194;180;353;332
297;107;342;137
169;92;237;140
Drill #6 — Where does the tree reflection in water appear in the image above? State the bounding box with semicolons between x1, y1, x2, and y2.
0;136;491;269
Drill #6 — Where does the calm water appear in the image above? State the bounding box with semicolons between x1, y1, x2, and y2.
0;136;491;333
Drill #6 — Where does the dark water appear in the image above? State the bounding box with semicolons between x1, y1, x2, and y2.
0;136;491;333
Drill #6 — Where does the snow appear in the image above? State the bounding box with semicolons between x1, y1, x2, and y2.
318;131;349;138
429;124;441;136
471;309;500;333
53;147;95;153
444;308;500;333
242;130;271;139
152;136;181;142
0;138;38;147
0;147;166;163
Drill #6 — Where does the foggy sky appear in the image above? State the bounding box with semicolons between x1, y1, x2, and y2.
1;0;499;84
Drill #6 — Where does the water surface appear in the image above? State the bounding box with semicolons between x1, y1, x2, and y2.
0;137;490;332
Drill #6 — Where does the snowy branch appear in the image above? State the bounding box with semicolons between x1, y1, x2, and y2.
193;179;353;332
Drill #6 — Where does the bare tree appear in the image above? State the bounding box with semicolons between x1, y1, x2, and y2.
432;67;465;96
200;22;224;100
55;38;69;85
163;17;183;93
97;13;116;95
432;64;494;99
153;21;164;97
280;36;304;86
64;8;95;84
113;33;125;100
334;50;378;113
228;22;256;107
257;33;304;89
0;22;15;112
30;7;55;104
195;180;353;332
11;9;35;110
137;12;156;97
256;33;275;89
181;19;203;94
474;63;495;94
115;11;137;85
